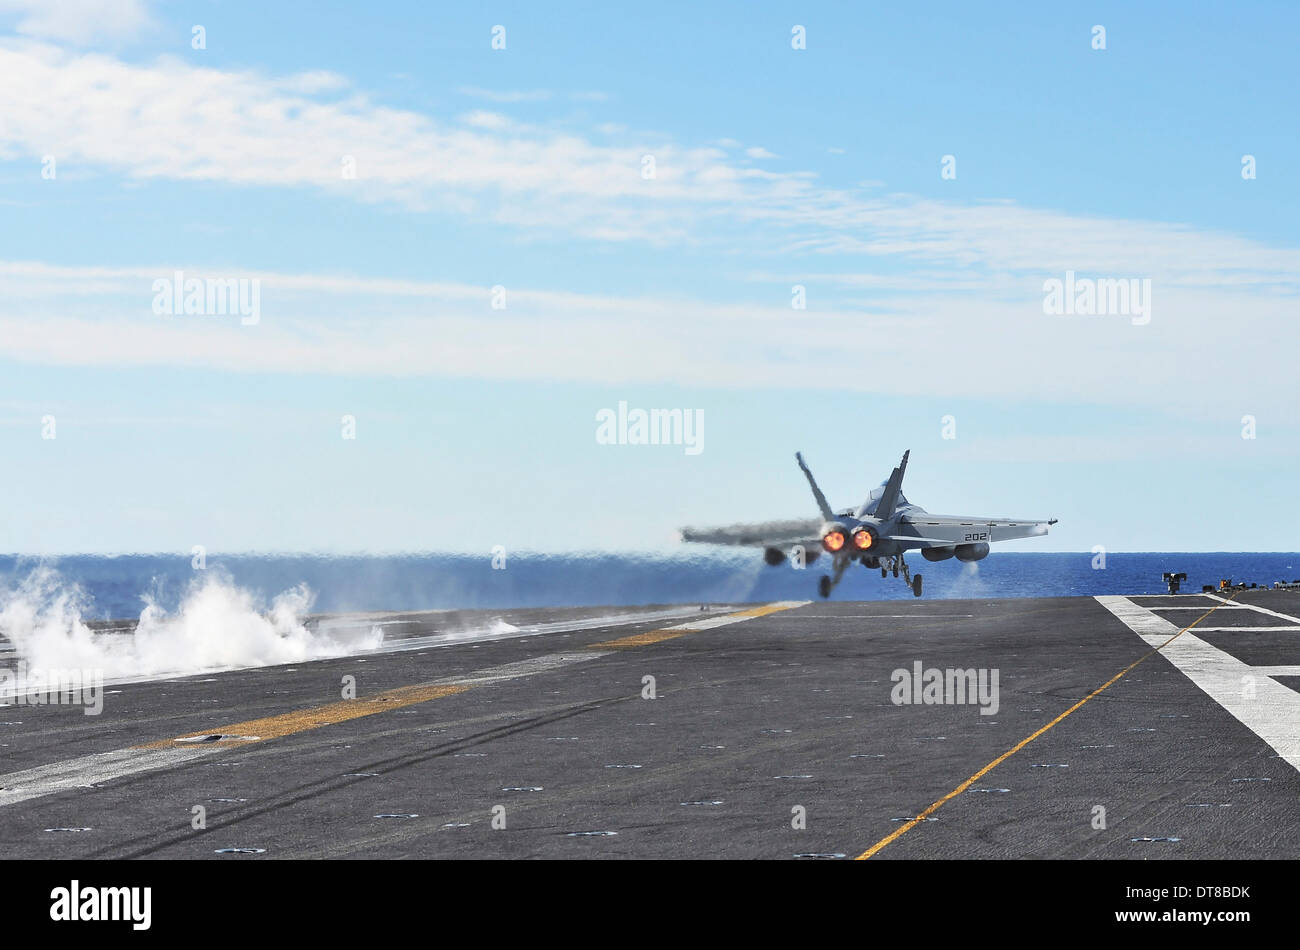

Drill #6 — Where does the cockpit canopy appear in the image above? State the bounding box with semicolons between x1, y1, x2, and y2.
861;481;910;515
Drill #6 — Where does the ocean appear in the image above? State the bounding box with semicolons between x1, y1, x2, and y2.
1;552;1295;621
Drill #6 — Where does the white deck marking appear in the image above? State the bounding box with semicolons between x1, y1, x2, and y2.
0;603;793;807
441;651;612;686
0;651;610;807
655;601;809;632
1147;605;1251;610
329;605;733;654
1200;593;1300;625
0;746;222;807
0;651;614;807
1194;626;1300;633
1252;666;1300;678
784;614;976;619
1132;594;1222;599
1096;596;1300;773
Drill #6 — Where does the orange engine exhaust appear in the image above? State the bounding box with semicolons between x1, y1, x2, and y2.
851;527;875;551
821;529;846;553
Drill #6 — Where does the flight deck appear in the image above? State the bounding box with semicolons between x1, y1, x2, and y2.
1;592;1297;859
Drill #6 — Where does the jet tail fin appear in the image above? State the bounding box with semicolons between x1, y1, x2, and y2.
795;452;835;521
871;450;910;520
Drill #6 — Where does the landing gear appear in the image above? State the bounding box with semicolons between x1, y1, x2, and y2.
818;557;852;598
879;553;925;598
821;553;925;598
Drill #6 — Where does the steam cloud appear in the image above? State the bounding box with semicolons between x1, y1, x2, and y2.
0;567;382;679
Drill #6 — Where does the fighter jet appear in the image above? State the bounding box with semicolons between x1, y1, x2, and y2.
680;451;1056;598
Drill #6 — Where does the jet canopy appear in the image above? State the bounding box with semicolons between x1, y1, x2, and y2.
861;481;911;516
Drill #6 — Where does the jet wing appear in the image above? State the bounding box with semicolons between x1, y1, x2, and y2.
680;518;822;548
894;513;1056;546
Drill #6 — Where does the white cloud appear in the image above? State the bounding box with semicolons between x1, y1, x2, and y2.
458;86;552;103
1;42;1298;425
2;261;1298;427
745;146;776;159
279;70;350;94
460;110;513;130
3;38;1298;298
0;0;152;45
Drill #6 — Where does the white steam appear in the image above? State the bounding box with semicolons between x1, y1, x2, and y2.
0;567;383;678
944;560;989;599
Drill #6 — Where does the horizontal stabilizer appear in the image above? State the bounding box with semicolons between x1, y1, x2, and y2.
795;452;835;522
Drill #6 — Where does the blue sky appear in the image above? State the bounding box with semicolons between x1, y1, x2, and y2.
0;1;1297;554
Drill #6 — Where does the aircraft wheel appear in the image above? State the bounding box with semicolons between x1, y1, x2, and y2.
881;567;887;578
818;575;832;598
912;574;923;597
892;565;899;578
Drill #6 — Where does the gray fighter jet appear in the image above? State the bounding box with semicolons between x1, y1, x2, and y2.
680;451;1057;598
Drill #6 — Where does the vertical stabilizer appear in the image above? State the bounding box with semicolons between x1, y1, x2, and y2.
870;450;910;520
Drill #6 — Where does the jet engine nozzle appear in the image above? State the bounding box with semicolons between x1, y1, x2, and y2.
820;523;848;553
851;525;878;551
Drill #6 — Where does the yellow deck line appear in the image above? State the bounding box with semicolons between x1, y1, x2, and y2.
589;602;804;649
855;593;1238;860
138;602;803;751
137;682;470;749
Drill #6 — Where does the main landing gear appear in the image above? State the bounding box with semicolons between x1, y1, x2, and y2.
818;553;923;597
886;553;923;598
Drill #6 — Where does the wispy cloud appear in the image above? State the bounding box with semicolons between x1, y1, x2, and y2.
0;0;153;45
4;39;1298;295
457;86;552;103
2;40;1298;424
2;261;1297;427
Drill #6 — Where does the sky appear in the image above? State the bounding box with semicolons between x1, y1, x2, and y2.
0;0;1297;555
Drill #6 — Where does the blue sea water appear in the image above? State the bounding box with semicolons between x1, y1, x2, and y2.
0;552;1296;621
